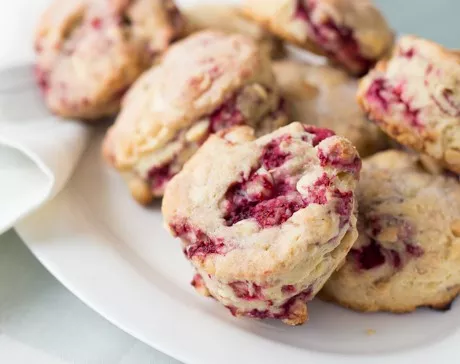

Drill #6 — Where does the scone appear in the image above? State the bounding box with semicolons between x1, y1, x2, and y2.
242;0;393;75
35;0;183;120
358;35;460;174
273;60;388;157
163;122;361;325
102;31;287;203
181;4;284;58
321;150;460;312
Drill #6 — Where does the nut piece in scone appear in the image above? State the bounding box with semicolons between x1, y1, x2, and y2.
321;150;460;312
34;0;184;121
358;35;460;174
242;0;393;75
181;3;284;58
163;122;361;325
102;31;287;203
274;60;388;157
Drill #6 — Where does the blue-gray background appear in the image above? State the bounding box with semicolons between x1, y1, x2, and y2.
375;0;457;48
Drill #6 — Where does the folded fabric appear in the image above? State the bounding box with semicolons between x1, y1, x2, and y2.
0;64;92;234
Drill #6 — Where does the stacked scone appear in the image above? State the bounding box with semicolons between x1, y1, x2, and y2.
163;123;361;324
103;30;287;203
34;0;460;325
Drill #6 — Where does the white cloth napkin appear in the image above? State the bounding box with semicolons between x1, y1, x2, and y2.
0;64;92;234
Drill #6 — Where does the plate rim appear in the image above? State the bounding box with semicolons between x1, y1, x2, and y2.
14;138;460;364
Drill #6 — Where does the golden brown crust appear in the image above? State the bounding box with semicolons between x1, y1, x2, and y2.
358;35;460;173
281;301;308;326
128;177;154;205
320;287;460;313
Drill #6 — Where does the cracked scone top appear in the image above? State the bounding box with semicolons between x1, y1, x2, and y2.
242;0;393;75
274;60;388;157
103;30;287;204
35;0;183;120
181;4;284;59
358;35;460;174
321;150;460;312
163;122;361;325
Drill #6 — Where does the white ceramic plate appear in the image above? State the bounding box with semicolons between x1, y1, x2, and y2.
14;0;460;363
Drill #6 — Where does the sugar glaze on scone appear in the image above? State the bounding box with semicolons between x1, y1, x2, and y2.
103;31;287;203
273;60;388;157
163;123;361;325
358;35;460;174
35;0;183;120
242;0;393;75
181;4;284;59
321;150;460;312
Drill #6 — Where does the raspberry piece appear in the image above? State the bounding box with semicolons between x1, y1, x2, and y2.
251;194;307;228
209;96;245;133
90;17;102;29
365;78;423;129
170;220;228;259
148;163;175;194
355;214;424;270
351;240;386;270
294;0;372;75
229;281;264;301
302;125;335;146
261;135;292;170
317;143;362;176
34;66;49;94
333;189;353;227
281;285;297;294
399;47;415;59
406;244;424;257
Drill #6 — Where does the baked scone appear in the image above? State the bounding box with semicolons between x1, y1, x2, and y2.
103;31;287;203
242;0;393;75
358;36;460;174
34;0;183;120
163;122;361;325
273;60;388;157
321;150;460;312
181;4;284;58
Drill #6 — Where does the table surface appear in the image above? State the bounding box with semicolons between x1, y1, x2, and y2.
0;230;181;364
2;0;459;363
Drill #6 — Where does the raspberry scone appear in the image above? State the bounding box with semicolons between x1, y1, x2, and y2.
102;31;287;204
35;0;183;120
182;4;284;59
163;122;361;325
321;150;460;312
358;36;460;174
242;0;393;75
274;60;388;157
